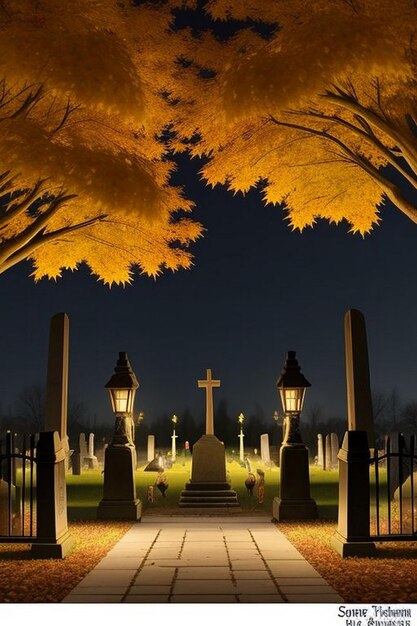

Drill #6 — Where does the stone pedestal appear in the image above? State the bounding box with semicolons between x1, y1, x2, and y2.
331;431;376;557
179;435;240;508
31;432;75;559
98;445;142;520
272;444;318;521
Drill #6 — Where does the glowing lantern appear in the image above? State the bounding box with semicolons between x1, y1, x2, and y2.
105;352;139;415
276;351;311;416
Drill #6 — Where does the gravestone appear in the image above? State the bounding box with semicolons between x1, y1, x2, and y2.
325;434;332;471
147;435;155;463
331;433;339;469
260;434;271;464
96;440;106;467
71;438;81;475
179;369;240;509
345;309;375;448
79;433;88;468
317;434;324;469
86;433;99;470
44;313;70;471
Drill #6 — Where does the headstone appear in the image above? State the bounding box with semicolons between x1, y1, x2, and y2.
317;434;324;469
260;434;271;464
86;433;99;470
79;433;88;467
147;435;155;463
71;439;81;475
96;439;106;466
344;309;375;448
179;369;239;509
44;313;70;471
325;434;332;471
330;433;339;469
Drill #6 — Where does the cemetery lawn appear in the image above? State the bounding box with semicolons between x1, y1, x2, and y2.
65;457;340;519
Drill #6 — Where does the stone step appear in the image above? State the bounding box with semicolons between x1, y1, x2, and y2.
183;482;234;491
178;501;241;507
179;498;239;505
180;490;239;497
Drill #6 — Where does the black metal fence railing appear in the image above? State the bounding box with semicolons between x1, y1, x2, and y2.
332;430;417;557
370;433;417;542
0;431;37;543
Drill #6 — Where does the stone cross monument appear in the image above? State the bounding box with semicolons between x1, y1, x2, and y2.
179;368;239;509
198;369;221;435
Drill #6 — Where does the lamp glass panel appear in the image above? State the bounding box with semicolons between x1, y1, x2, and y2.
280;388;306;413
113;389;129;413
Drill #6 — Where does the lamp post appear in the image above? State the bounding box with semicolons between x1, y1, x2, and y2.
238;413;245;463
272;351;318;521
98;352;142;520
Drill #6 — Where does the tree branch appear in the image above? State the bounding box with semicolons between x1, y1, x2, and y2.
0;214;107;274
288;109;417;191
322;91;417;174
267;114;417;224
0;179;48;229
0;193;76;266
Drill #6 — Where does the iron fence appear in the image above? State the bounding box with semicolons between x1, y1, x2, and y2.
370;433;417;541
0;431;37;542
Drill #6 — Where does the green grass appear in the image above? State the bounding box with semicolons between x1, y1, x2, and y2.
66;454;341;520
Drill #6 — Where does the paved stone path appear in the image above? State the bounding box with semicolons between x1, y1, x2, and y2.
63;516;343;603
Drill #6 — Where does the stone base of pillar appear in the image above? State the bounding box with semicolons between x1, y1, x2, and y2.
97;499;142;520
86;456;99;470
31;531;76;559
272;496;318;521
98;444;141;520
331;532;376;557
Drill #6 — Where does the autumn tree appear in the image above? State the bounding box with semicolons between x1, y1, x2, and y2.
173;0;417;234
0;0;202;284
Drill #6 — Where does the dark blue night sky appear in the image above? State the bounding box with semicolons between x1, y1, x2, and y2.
0;154;415;427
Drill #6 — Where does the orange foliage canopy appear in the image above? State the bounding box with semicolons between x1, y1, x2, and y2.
173;0;417;235
1;0;417;286
0;0;202;284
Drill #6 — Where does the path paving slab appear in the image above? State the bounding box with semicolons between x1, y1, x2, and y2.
238;594;285;603
64;594;125;603
176;567;232;580
235;580;279;594
94;557;145;570
170;595;238;603
61;515;342;604
125;585;172;595
123;595;170;603
233;570;271;580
